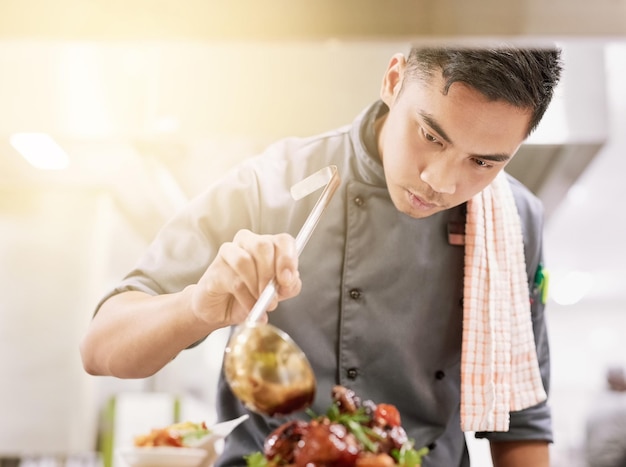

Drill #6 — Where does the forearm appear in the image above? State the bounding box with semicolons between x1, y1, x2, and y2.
79;287;219;378
80;230;302;379
490;440;549;467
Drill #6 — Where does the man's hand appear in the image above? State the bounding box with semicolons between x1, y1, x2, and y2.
190;229;302;327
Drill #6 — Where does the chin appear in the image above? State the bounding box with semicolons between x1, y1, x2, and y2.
405;208;439;219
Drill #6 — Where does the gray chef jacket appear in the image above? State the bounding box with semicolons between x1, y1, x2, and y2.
99;101;553;466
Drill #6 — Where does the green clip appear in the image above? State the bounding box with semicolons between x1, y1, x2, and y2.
534;264;549;305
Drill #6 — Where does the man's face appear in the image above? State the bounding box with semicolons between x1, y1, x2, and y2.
377;55;532;219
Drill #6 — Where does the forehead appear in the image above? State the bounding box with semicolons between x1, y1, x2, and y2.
411;68;533;127
401;74;532;153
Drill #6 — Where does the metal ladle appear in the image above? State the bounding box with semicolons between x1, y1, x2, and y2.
223;165;340;416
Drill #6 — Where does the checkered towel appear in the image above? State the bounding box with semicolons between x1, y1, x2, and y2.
460;172;547;432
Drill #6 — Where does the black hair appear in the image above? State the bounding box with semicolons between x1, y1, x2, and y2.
404;46;563;135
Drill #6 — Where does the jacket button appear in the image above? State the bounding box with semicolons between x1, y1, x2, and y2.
349;289;361;300
347;368;359;380
354;196;364;207
435;370;445;380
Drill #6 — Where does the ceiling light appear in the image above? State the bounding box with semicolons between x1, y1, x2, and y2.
10;133;70;170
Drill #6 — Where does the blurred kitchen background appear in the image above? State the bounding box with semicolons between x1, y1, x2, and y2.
1;1;625;466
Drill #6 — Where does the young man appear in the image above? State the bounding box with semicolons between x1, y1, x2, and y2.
80;46;563;466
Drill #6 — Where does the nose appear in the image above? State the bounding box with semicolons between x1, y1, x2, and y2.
420;156;457;195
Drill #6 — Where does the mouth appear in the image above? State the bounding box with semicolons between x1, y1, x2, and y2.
407;190;438;211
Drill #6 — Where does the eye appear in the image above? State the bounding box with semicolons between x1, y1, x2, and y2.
421;127;440;145
472;158;493;169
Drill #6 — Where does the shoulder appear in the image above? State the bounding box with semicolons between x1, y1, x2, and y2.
261;124;353;163
504;172;546;281
506;172;545;251
506;172;544;225
222;124;354;193
189;124;353;218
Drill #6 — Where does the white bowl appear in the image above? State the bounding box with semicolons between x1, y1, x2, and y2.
119;446;208;467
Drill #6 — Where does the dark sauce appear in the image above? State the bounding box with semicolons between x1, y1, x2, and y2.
246;377;316;417
263;388;316;417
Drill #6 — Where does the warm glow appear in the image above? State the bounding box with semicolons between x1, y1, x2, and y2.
10;132;70;170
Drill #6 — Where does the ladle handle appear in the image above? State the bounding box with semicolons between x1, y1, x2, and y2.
246;166;340;324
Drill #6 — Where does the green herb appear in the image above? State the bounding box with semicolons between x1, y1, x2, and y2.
180;427;211;444
346;420;379;452
244;452;269;467
326;404;370;425
326;405;379;452
391;440;429;467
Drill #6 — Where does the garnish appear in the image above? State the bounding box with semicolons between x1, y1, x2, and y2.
326;404;379;452
244;452;269;467
392;440;430;467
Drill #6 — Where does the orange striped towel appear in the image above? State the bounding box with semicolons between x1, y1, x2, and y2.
460;172;547;432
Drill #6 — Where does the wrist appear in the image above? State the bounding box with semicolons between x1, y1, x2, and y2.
181;284;228;333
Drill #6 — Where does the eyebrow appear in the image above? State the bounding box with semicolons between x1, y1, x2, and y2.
419;111;512;163
421;113;453;145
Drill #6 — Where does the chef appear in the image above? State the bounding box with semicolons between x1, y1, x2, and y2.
80;45;562;467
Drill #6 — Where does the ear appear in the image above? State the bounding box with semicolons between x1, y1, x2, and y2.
380;53;407;107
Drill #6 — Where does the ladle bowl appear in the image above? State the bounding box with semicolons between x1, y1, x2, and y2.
223;322;316;416
223;165;340;416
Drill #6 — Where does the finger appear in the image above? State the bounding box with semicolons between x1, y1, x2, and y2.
215;240;259;309
272;233;299;289
233;229;280;296
192;259;257;326
274;270;302;302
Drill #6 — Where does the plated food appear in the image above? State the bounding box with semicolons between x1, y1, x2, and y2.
246;386;428;467
120;415;249;467
133;421;212;447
